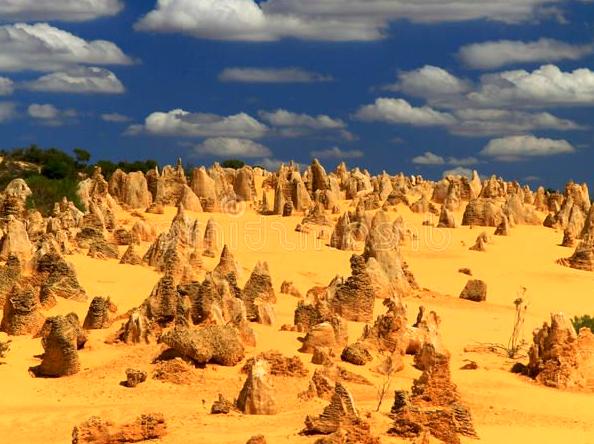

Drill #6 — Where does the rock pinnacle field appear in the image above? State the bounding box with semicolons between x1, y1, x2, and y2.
0;159;593;443
1;2;594;443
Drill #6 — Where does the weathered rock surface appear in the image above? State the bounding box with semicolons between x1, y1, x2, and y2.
0;254;22;308
459;280;487;302
236;359;278;415
329;255;375;322
33;315;83;377
521;313;594;390
83;296;117;330
211;394;235;415
303;382;359;435
469;232;488;252
72;413;167;443
388;343;477;443
124;369;147;388
0;283;45;336
341;342;372;366
242;350;309;377
160;325;245;367
119;244;143;265
116;309;156;345
242;261;276;321
462;199;504;227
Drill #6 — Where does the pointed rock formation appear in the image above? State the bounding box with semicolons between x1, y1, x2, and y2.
131;220;157;243
191;166;218;211
116;309;156;344
109;170;152;209
363;210;413;296
462;198;504;227
212;245;240;281
494;214;510;236
437;206;455;228
273;163;312;215
141;272;178;326
83;296;117;330
299;317;349;354
119;244;143;265
521;313;594;390
303;382;359;435
0;216;33;263
410;195;438;215
33;315;82;377
202;218;218;257
179;185;203;212
0;254;22;307
36;252;87;304
388;343;478;443
329;255;375;322
87;238;119;260
561;204;586;247
558;238;594;271
469;232;488;252
236;359;278;415
234;166;257;202
360;297;408;355
242;261;276;321
0;283;45;336
459;280;487;302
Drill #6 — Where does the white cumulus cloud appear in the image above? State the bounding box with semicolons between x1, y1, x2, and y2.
259;109;351;139
310;147;364;159
412;152;445;165
135;109;268;139
459;38;593;70
354;98;456;126
259;109;345;129
480;135;575;161
384;65;471;99
0;0;123;22
0;23;132;72
0;76;13;95
135;0;558;42
219;67;332;83
28;103;78;126
450;109;582;136
24;67;125;94
101;112;130;122
412;151;478;166
194;137;271;158
443;166;473;178
469;64;594;107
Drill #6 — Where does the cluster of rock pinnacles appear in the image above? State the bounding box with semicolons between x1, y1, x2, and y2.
0;158;592;443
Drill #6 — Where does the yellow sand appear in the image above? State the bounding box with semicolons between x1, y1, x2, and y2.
0;202;593;444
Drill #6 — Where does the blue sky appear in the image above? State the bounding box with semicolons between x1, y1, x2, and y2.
0;0;593;189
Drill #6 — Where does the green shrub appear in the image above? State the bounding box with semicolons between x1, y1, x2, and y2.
572;315;594;333
94;159;158;179
221;159;245;169
25;175;84;216
41;159;74;180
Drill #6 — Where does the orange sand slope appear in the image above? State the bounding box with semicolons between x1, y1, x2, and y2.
0;204;593;444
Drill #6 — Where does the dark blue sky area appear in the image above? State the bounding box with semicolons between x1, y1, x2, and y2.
1;0;594;189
